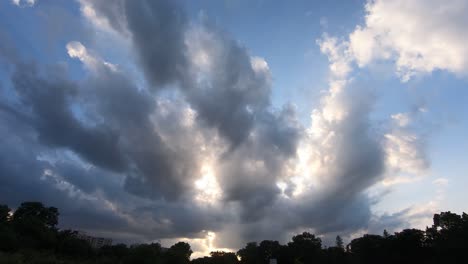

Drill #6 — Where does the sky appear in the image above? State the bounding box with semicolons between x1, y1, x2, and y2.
1;0;468;258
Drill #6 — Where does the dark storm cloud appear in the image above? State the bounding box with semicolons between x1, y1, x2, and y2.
0;26;19;65
85;0;302;218
85;0;272;148
217;106;302;222
79;1;297;213
4;49;198;202
124;0;188;87
85;0;188;87
0;34;221;243
79;62;200;201
0;95;223;243
10;62;127;172
0;110;130;234
185;28;272;147
0;0;412;250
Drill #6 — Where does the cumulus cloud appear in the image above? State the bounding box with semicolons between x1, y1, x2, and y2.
0;0;452;254
349;0;468;81
79;0;301;226
10;62;127;172
383;109;430;177
0;61;228;244
384;131;428;175
280;34;385;234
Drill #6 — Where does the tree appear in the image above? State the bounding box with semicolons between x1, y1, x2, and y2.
11;202;59;249
167;241;193;264
335;235;344;250
349;234;385;264
394;229;424;248
0;225;18;251
210;251;238;264
383;229;390;239
56;230;93;258
258;240;281;263
0;204;10;224
431;211;468;250
123;243;162;264
100;243;129;259
13;202;59;229
434;211;463;230
288;232;322;263
238;242;261;264
0;204;16;251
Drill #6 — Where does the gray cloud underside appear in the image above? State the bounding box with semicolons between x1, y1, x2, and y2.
0;0;417;248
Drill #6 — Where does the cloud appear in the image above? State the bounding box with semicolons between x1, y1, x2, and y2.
11;0;35;7
0;109;135;240
2;1;373;250
65;41;216;202
279;34;385;234
78;0;125;33
78;1;302;227
10;62;127;172
0;63;226;242
0;0;450;253
80;0;188;87
391;113;411;127
384;110;429;176
433;177;449;187
1;37;228;242
81;0;274;149
66;41;99;70
349;0;468;81
384;131;428;175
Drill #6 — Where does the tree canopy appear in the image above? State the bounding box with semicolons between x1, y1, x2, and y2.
1;201;468;264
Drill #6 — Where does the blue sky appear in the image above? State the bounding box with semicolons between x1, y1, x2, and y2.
1;0;468;257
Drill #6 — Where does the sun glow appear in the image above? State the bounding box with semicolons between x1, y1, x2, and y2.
194;163;222;204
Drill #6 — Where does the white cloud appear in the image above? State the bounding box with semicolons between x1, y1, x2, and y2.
317;35;352;79
250;56;270;76
384;131;428;175
349;0;468;81
78;0;114;32
384;110;429;176
380;176;418;187
12;0;35;7
433;177;449;187
66;41;117;72
391;113;411;127
66;41;96;67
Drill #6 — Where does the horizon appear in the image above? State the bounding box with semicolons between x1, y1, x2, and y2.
1;0;468;259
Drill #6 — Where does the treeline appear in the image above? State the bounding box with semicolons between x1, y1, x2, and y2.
0;202;192;264
1;202;468;264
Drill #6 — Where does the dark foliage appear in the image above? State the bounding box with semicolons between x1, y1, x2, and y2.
1;201;468;263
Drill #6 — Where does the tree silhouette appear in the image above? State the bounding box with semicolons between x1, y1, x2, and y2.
238;242;262;264
123;243;162;264
11;202;59;249
167;241;193;264
288;232;322;263
56;229;93;258
335;235;344;250
0;204;18;252
12;202;59;229
2;200;468;264
0;204;10;224
383;229;390;238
